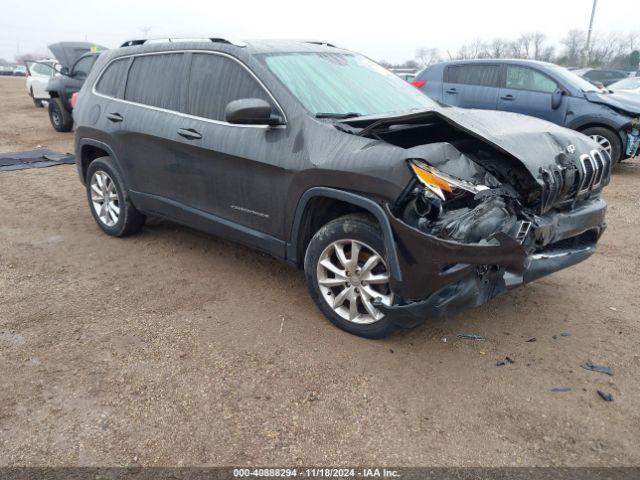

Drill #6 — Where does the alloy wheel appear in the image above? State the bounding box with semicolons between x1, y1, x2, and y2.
589;134;612;157
316;239;393;324
90;170;120;227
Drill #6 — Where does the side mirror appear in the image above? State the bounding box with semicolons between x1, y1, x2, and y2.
58;66;70;76
225;98;282;126
551;88;564;110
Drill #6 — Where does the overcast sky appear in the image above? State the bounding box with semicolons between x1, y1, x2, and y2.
1;0;637;63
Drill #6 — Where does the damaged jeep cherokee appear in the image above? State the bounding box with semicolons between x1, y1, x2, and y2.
74;38;610;338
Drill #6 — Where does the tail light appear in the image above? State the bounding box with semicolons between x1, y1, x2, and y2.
70;92;78;109
411;79;426;88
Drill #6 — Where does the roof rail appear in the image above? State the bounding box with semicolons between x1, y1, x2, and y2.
119;37;247;48
304;41;337;48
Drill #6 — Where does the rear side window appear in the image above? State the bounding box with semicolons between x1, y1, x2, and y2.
187;53;273;121
445;65;500;87
125;53;184;111
506;66;557;93
95;58;129;98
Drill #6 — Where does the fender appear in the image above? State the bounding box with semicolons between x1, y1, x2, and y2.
76;138;128;186
286;187;402;282
566;114;626;142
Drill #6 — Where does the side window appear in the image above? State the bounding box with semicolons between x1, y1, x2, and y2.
445;65;500;87
72;56;97;79
505;66;557;93
95;58;129;98
187;53;273;121
31;62;55;77
125;53;184;111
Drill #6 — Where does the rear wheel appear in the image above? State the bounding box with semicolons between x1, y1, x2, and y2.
581;126;622;164
304;214;396;338
30;87;43;107
86;157;145;237
48;97;73;132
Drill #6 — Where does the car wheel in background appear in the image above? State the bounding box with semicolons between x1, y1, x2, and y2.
304;214;396;338
85;156;146;237
48;98;73;132
30;87;43;108
581;126;622;164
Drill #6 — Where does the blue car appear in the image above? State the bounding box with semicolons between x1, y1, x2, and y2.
415;59;640;164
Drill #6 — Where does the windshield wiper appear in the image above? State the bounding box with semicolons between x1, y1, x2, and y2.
315;112;362;119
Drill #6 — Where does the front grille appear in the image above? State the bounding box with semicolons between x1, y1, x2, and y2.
540;149;610;213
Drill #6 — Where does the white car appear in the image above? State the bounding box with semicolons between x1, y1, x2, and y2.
25;59;57;107
609;77;640;94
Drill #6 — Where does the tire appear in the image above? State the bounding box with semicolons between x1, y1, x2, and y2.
304;214;397;339
48;97;73;132
85;156;145;237
30;88;43;107
581;126;622;164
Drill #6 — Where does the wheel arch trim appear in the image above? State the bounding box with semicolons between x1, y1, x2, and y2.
286;187;402;282
76;138;126;185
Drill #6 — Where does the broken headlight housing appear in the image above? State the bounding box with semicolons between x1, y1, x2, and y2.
409;159;489;201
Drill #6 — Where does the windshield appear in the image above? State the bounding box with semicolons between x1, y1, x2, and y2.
262;52;437;117
610;77;640;90
547;64;599;92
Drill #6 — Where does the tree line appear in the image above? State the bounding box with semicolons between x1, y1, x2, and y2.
381;30;640;70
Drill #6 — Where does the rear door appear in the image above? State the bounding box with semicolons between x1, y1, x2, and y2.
442;64;501;109
115;52;189;201
497;65;568;124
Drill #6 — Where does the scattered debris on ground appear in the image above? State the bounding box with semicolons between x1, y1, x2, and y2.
581;360;614;376
526;337;536;342
457;334;484;340
550;387;572;392
496;356;515;367
597;390;614;402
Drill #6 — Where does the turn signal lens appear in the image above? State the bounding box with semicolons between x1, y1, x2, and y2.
410;163;453;192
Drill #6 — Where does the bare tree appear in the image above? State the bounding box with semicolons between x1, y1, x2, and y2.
455;39;488;59
415;47;441;67
488;38;508;58
561;30;586;66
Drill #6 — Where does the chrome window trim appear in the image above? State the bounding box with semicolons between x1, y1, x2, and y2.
91;49;288;129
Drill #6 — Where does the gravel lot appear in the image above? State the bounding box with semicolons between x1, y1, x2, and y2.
1;76;639;466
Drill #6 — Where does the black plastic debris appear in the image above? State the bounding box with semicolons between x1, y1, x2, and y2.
496;356;515;367
597;390;613;402
457;334;484;340
581;360;613;376
0;149;75;171
550;387;572;392
560;332;571;337
526;337;536;342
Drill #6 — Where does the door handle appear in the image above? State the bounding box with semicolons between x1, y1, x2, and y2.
106;112;123;122
500;94;515;101
445;88;458;94
177;128;202;140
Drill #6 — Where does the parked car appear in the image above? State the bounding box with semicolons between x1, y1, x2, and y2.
609;76;640;94
45;42;106;131
577;68;630;87
74;38;610;338
414;59;640;163
390;68;418;82
13;65;27;76
0;65;15;76
25;59;58;107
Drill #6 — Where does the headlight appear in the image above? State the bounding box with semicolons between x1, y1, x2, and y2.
409;159;488;201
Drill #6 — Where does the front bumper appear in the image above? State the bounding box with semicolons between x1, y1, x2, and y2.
379;198;606;328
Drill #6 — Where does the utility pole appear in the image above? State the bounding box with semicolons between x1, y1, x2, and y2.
584;0;598;66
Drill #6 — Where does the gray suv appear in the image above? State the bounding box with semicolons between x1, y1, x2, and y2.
415;59;640;164
74;39;610;338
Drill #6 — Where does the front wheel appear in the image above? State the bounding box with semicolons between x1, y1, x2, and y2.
581;126;622;164
304;214;396;338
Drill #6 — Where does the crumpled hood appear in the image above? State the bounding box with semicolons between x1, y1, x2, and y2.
48;42;106;70
437;108;600;176
345;107;600;180
584;91;640;116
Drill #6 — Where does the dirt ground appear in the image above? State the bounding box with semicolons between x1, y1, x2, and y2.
1;75;639;467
